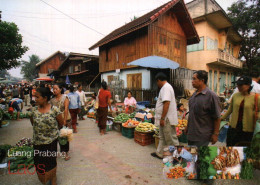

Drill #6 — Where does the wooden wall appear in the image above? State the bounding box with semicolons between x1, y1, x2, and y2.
99;10;188;73
39;53;65;74
149;10;187;67
99;28;149;73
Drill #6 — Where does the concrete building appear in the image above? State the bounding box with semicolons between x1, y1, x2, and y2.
186;0;243;94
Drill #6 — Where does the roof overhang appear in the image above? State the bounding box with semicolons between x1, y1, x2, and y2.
193;10;242;43
36;51;63;67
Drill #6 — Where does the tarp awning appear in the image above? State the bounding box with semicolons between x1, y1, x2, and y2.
127;56;179;69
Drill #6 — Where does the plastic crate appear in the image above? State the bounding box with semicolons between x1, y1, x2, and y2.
122;127;135;138
134;131;154;146
113;122;122;132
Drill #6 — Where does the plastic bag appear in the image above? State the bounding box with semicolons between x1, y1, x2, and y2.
59;126;73;142
180;149;193;162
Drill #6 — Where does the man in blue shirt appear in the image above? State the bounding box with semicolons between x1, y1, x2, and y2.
67;86;81;133
8;98;23;121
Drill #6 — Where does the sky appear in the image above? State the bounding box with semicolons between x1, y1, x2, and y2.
0;0;238;78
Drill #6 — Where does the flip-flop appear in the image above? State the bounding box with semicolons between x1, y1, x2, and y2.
64;156;71;161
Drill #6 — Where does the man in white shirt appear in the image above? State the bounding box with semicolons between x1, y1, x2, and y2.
151;72;179;159
76;84;87;120
229;73;260;102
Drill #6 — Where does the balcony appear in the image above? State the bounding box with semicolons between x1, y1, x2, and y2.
217;49;242;68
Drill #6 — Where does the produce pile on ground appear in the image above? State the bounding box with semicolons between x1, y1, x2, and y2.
0;138;35;172
198;146;210;179
177;119;187;130
212;172;240;179
240;147;254;179
0;110;30;120
166;166;186;179
8;145;34;172
211;147;240;171
87;112;95;118
135;122;157;132
114;113;129;123
122;119;140;128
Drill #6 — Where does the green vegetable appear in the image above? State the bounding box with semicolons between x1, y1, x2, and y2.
240;161;253;179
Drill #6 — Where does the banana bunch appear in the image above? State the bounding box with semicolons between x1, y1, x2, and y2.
135;122;157;132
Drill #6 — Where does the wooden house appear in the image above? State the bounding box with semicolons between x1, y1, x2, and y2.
186;0;243;94
36;51;66;78
50;52;100;89
89;0;199;91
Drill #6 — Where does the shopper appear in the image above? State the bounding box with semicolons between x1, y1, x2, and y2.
31;85;37;101
12;85;19;98
185;70;221;147
124;91;137;113
151;72;179;159
97;81;112;135
76;84;86;120
221;76;260;146
29;87;63;185
177;103;188;120
23;84;30;106
50;83;71;161
8;98;23;121
67;86;81;133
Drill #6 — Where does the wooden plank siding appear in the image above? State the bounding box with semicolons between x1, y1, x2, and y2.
38;53;65;74
99;11;188;73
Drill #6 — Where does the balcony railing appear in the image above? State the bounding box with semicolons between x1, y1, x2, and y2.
218;49;242;68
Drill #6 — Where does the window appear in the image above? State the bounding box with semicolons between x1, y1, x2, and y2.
187;37;204;52
69;66;73;73
207;37;218;50
159;34;167;45
174;39;181;56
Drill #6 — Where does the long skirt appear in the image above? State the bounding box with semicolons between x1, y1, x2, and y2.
97;107;108;131
33;139;58;174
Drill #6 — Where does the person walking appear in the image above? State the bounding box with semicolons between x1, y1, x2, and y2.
31;85;37;101
12;85;19;98
97;81;112;135
221;76;260;146
50;83;71;161
23;84;30;106
67;86;81;133
76;84;86;120
185;70;221;147
28;87;64;185
151;72;179;159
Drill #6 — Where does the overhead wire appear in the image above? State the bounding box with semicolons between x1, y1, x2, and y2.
38;0;105;36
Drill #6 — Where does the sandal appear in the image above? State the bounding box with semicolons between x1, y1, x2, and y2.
64;155;71;161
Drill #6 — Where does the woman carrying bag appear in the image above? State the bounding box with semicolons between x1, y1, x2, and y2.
50;83;71;161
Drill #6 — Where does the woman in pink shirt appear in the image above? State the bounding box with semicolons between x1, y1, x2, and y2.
124;91;137;113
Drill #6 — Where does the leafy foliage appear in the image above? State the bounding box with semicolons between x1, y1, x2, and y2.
21;55;40;81
0;21;28;70
227;0;260;75
0;70;10;78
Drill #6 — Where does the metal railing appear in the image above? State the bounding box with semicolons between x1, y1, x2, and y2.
218;49;242;68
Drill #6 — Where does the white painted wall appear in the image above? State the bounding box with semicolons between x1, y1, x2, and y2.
101;68;151;89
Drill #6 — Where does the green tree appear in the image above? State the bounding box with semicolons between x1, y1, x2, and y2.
21;55;40;81
0;70;10;78
0;21;28;70
227;0;260;75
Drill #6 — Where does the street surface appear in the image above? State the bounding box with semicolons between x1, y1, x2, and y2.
0;117;259;185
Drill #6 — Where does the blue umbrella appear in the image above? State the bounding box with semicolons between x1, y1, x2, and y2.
65;75;71;84
127;56;179;69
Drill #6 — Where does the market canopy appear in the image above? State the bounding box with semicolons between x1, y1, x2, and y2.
0;80;16;84
127;56;179;69
36;77;54;81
